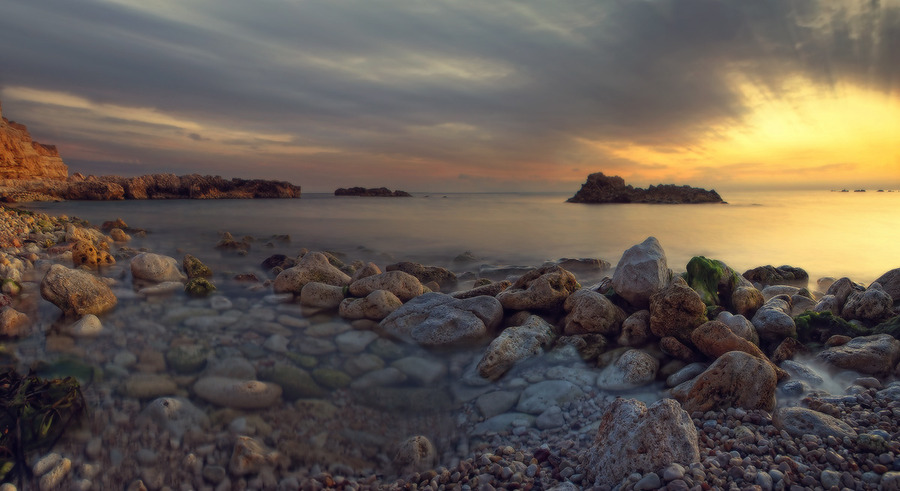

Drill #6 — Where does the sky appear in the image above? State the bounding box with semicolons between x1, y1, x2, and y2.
1;0;898;193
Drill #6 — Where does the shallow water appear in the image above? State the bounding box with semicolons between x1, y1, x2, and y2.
10;189;900;486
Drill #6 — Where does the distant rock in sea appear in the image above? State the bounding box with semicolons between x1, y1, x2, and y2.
567;172;724;204
335;186;412;197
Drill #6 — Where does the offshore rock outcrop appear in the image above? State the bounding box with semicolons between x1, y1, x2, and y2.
335;186;412;197
567;172;724;204
0;101;68;180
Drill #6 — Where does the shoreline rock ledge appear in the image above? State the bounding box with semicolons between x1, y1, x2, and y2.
567;172;724;204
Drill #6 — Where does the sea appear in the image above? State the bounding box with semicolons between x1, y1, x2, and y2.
9;188;900;484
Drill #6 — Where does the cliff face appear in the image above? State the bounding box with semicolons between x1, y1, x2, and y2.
0;101;68;180
567;172;724;204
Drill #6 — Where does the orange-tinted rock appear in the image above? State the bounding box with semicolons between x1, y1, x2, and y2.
0;102;68;180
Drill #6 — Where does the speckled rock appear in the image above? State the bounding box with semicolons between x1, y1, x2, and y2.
691;321;784;379
873;268;900;302
716;311;759;345
193;376;283;409
751;295;796;344
40;264;118;316
731;285;765;318
131;252;187;283
562;289;626;336
596;349;659;390
338;289;403;320
273;252;352;295
618;310;651;347
586;398;699;487
773;406;858;441
229;436;281;476
300;281;347;310
182;254;212;278
393;435;437;476
477;314;556;381
672;351;777;412
649;277;707;343
816;334;900;377
385;261;458;291
63;314;102;338
612;237;671;309
841;282;895;323
0;306;31;338
496;265;579;312
380;293;503;347
165;344;210;374
349;270;425;301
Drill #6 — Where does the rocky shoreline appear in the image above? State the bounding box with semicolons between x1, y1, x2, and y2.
1;205;900;490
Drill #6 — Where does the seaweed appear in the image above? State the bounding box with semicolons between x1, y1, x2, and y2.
873;315;900;339
0;368;86;482
794;310;871;344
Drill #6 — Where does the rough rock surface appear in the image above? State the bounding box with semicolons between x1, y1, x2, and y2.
691;321;785;379
841;283;895;323
496;265;579;312
567;172;723;204
0;102;68;181
348;270;425;301
585;398;700;487
742;265;809;288
193;376;283;409
872;268;900;302
612;237;672;309
816;334;900;377
477;315;555;381
339;290;403;320
672;351;777;412
385;261;457;291
40;264;118;316
649;277;707;343
595;349;659;390
562;289;626;336
773;406;858;441
273;252;352;294
751;295;796;344
380;293;503;347
131;252;187;283
393;436;437;476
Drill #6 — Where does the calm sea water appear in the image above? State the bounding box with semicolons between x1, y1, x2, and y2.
22;189;900;284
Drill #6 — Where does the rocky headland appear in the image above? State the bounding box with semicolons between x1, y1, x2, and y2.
2;203;900;489
0;100;301;202
334;186;412;197
567;172;725;204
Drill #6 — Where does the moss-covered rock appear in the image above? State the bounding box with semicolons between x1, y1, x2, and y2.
874;315;900;338
182;254;213;279
185;278;217;297
794;310;871;344
684;256;745;308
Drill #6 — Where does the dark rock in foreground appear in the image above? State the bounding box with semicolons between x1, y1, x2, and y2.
335;186;411;197
567;172;724;204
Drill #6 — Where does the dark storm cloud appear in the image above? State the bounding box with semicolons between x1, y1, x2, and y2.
0;0;897;186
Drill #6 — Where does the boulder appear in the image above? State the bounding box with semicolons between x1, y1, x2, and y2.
716;311;758;345
562;289;626;336
816;334;900;377
743;265;809;288
841;283;895;323
660;336;698;362
496;265;579;312
826;277;865;309
131;252;187;283
691;321;785;379
451;280;511;299
339;290;403;320
71;240;115;269
40;264;118;316
612;237;671;309
617;310;651;347
380;293;503;347
350;262;382;282
794;310;868;344
477;315;555;381
393;436;437;477
731;286;764;318
649;277;707;343
873;268;900;303
684;256;750;308
349;270;425;301
0;306;31;338
585;398;700;487
273;252;351;295
299;282;346;309
182;254;212;279
672;351;777;412
386;262;457;291
773;407;858;441
595;349;659;390
750;295;796;344
567;172;723;204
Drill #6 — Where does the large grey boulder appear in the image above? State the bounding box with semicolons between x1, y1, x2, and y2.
672;351;777;412
40;264;118;317
380;293;503;347
562;289;626;336
612;237;671;309
477;315;555;381
130;252;187;283
841;283;895;323
273;252;351;295
751;295;796;344
496;265;579;312
873;268;900;303
585;398;699;487
816;334;900;377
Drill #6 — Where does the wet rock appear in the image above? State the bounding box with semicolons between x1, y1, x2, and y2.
71;239;115;269
684;256;750;307
300;282;345;309
496;265;579;312
229;436;280;477
562;289;626;336
761;285;801;301
131;252;187;283
380;293;503;347
731;286;764;318
109;227;130;242
349;270;425;301
0;306;31;338
391;356;447;385
273;252;351;295
773;406;858;441
334;329;379;353
386;261;457;291
649;277;707;343
716;311;758;345
841;282;895;323
672;351;777;412
779;360;825;385
794;310;867;344
873;268;900;302
165;344;210;374
665;362;708;388
659;336;698;362
476;390;520;419
618;310;651;347
477;314;555;381
122;373;178;399
261;254;295;271
770;337;806;364
259;363;326;400
751;295;796;344
338;290;403;320
585;398;699;487
691;321;784;378
349;367;407;389
816;334;900;377
193;376;283;409
40;264;118;316
516;380;584;414
450;280;511;299
62;313;102;337
182;254;212;279
595;349;659;390
611;237;671;309
139;397;209;438
826;277;866;309
312;368;352;389
184;277;216;297
393;435;437;476
743;265;809;288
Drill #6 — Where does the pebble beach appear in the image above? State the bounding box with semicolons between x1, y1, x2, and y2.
2;204;900;491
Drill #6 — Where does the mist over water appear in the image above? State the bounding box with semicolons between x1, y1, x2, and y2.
23;190;900;285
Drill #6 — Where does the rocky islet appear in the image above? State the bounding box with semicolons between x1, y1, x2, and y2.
1;204;900;489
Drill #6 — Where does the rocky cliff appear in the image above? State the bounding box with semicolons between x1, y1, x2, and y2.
0;101;68;180
567;172;724;204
